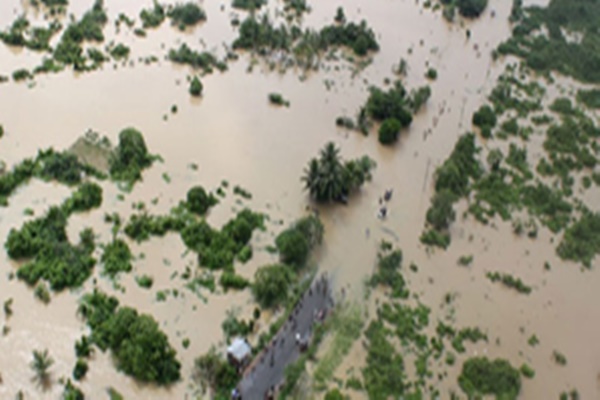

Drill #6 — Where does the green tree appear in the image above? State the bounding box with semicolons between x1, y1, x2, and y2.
186;185;217;215
109;127;153;184
458;357;521;399
378;118;402;145
189;76;203;96
426;189;457;230
457;0;488;18
325;388;345;400
252;264;292;308
276;228;310;267
31;349;54;387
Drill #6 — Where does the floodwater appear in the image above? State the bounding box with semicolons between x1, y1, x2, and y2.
0;0;598;399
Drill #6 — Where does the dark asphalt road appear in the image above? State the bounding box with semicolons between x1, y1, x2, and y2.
238;275;332;399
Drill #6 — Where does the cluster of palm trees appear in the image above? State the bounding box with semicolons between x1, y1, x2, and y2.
302;142;375;203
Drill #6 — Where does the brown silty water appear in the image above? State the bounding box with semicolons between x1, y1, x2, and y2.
0;0;599;398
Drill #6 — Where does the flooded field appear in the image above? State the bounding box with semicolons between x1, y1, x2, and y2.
0;0;599;398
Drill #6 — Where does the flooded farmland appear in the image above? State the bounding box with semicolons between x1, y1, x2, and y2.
0;0;599;399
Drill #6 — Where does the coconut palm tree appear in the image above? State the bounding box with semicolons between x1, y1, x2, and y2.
31;349;54;388
301;158;321;199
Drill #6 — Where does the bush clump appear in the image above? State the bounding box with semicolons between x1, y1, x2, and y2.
458;357;521;399
378;118;402;145
275;215;323;268
101;239;132;278
140;1;166;28
189;76;203;96
268;93;290;107
556;211;600;268
232;0;266;10
252;264;293;308
78;290;181;384
168;43;226;73
186;185;218;215
167;3;206;29
109;127;155;185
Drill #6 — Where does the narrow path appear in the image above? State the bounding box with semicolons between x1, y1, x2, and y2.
238;275;333;399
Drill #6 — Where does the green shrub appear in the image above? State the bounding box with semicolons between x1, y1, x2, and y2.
472;105;497;129
556;211;600;267
109;43;130;60
458;357;521;399
324;389;345;400
73;359;88;380
268;93;290;107
140;2;165;28
12;69;32;81
168;3;206;28
577;89;600;109
420;229;450;249
34;283;51;304
276;228;310;267
232;0;266;10
486;272;532;294
457;0;488;18
186;185;217;215
135;274;153;289
109;127;154;185
63;182;103;213
366;82;413;126
78;290;181;384
219;271;250;291
101;239;132;278
520;363;535;378
192;348;238;397
252;264;293;308
553;350;567;366
378;118;402;145
426;189;457;230
189;76;203;96
425;67;437;80
168;43;225;73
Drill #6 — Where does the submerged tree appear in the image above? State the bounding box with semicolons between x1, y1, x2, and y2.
31;349;54;388
302;142;375;203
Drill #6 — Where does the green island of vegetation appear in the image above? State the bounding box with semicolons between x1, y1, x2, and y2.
78;290;181;384
458;357;521;399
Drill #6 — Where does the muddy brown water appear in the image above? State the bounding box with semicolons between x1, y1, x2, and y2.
1;0;599;398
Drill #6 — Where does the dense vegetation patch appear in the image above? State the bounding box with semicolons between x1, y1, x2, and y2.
556;211;600;268
231;13;379;68
232;0;266;10
186;185;218;215
302;142;375;203
167;2;206;30
78;290;181;384
497;0;600;83
252;263;293;308
140;1;166;28
275;215;323;268
53;0;108;70
421;133;481;248
101;239;132;278
168;43;226;73
361;81;431;140
8;207;97;291
458;357;521;399
486;272;532;294
109;127;155;186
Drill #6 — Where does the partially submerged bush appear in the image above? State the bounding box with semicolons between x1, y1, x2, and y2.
140;1;166;28
101;239;132;278
79;290;181;384
189;76;203;96
252;264;293;308
168;3;206;29
109;127;154;185
186;185;218;215
458;357;521;399
378;118;402;145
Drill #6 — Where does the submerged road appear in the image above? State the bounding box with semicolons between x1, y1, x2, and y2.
238;275;333;399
